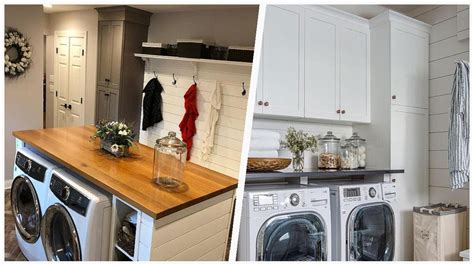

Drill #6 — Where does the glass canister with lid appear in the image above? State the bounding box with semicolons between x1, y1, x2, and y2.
340;143;359;169
318;131;341;169
153;131;187;188
346;132;367;168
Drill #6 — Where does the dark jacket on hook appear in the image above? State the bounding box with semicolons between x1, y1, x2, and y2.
142;77;163;130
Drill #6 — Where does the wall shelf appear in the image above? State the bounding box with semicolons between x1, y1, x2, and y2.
134;53;253;67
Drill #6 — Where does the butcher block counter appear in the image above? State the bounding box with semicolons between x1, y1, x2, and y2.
13;125;238;261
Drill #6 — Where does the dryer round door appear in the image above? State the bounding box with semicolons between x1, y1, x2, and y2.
11;175;41;243
256;212;327;261
41;203;81;261
347;203;395;261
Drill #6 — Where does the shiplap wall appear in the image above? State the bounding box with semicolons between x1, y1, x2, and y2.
408;5;470;207
252;118;353;169
139;60;251;179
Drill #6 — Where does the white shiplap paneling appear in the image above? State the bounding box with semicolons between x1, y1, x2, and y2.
139;60;251;179
412;6;469;211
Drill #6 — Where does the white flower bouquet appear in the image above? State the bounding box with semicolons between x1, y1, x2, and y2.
91;120;135;157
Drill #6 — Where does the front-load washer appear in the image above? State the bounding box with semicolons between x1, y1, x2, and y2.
310;181;395;261
11;147;61;261
40;169;112;261
238;184;331;261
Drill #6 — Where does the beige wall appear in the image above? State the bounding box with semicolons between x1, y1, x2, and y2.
45;9;99;125
148;7;258;47
5;5;45;184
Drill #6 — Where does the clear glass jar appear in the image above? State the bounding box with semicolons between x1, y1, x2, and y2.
318;131;341;169
153;131;187;188
340;144;359;169
346;132;367;169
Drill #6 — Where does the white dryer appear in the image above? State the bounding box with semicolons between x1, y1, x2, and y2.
11;147;61;261
238;184;331;261
40;169;112;261
310;181;396;261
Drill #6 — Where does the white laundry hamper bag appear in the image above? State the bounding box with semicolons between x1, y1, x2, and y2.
413;203;468;261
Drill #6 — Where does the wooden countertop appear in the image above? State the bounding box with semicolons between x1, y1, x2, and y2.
13;126;238;219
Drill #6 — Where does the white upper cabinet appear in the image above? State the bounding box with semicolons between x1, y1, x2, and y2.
257;5;304;117
390;24;429;109
304;9;339;120
339;24;370;122
257;5;370;123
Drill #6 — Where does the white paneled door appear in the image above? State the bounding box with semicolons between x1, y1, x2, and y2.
54;31;86;128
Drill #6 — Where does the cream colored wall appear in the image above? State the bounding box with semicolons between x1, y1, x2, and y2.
45;9;99;125
5;5;45;185
147;7;258;47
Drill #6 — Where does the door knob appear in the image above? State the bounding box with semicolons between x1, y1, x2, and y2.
62;103;68;109
257;101;263;106
264;102;269;106
392;95;396;99
341;110;346;114
67;104;72;110
336;109;341;114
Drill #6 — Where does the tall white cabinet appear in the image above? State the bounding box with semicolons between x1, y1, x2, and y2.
354;10;431;261
256;5;370;123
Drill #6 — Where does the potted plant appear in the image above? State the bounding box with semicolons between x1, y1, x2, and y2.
281;127;318;172
91;120;135;157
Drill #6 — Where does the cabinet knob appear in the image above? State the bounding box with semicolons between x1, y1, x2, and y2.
341;110;346;114
392;95;396;100
264;102;269;107
336;109;341;114
257;101;263;106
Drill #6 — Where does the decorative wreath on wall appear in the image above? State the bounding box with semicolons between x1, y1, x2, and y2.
4;28;32;77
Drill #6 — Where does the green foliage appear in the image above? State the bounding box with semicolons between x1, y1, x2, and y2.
90;120;135;147
281;127;318;154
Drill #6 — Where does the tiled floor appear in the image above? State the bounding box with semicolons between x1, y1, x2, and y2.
4;189;27;261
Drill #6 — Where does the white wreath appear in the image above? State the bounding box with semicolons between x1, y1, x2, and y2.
5;29;32;77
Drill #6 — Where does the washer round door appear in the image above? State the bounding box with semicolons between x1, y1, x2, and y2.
256;212;327;261
347;203;395;261
11;175;41;243
41;203;81;261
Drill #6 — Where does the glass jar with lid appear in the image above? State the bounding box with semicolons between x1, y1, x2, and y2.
153;131;187;188
340;143;359;169
318;131;341;169
346;132;367;168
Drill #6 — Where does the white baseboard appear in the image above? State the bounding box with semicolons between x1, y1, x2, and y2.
4;179;13;190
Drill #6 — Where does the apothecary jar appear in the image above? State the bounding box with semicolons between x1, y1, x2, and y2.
318;131;341;169
153;131;187;188
346;132;367;168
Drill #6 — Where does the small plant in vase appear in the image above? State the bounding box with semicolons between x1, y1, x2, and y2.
91;120;135;157
281;127;318;172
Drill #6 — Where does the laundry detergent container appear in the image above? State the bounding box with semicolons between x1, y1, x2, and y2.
413;203;468;261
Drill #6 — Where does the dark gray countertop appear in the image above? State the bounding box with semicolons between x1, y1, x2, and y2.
246;168;404;180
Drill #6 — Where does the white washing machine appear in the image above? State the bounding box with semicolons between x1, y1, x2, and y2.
310;181;396;261
40;169;112;261
238;184;331;261
11;147;61;261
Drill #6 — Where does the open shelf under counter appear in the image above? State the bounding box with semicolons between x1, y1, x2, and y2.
134;53;253;67
246;168;405;183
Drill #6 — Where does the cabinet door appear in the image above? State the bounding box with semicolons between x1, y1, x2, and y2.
261;5;304;117
109;21;123;90
97;21;112;87
304;9;339;120
254;55;263;114
391;24;429;109
108;90;119;121
340;25;370;123
96;87;109;122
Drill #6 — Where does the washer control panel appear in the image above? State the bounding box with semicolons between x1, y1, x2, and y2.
252;193;279;212
15;151;47;182
50;174;90;216
342;184;381;203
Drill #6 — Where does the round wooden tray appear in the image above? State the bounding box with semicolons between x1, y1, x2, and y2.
247;157;291;172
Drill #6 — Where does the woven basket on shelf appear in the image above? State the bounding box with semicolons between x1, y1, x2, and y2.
247;158;291;172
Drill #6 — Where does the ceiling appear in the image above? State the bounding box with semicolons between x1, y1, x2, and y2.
330;5;427;19
43;4;256;14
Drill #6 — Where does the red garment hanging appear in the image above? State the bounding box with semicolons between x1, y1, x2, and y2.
179;83;199;160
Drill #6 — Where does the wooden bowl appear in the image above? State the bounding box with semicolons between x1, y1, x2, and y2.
247;157;291;172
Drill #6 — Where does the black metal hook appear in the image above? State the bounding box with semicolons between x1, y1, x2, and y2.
153;71;158;79
172;73;177;85
241;82;246;96
193;75;197;85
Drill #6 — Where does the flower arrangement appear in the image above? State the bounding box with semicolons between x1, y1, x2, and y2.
5;29;32;77
281;127;318;171
91;120;135;157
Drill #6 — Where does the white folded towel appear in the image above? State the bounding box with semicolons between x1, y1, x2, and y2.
250;138;281;151
251;129;281;140
248;150;279;158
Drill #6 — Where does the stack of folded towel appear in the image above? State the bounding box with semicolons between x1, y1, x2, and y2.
249;129;281;158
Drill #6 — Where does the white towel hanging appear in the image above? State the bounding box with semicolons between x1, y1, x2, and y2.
201;81;222;160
